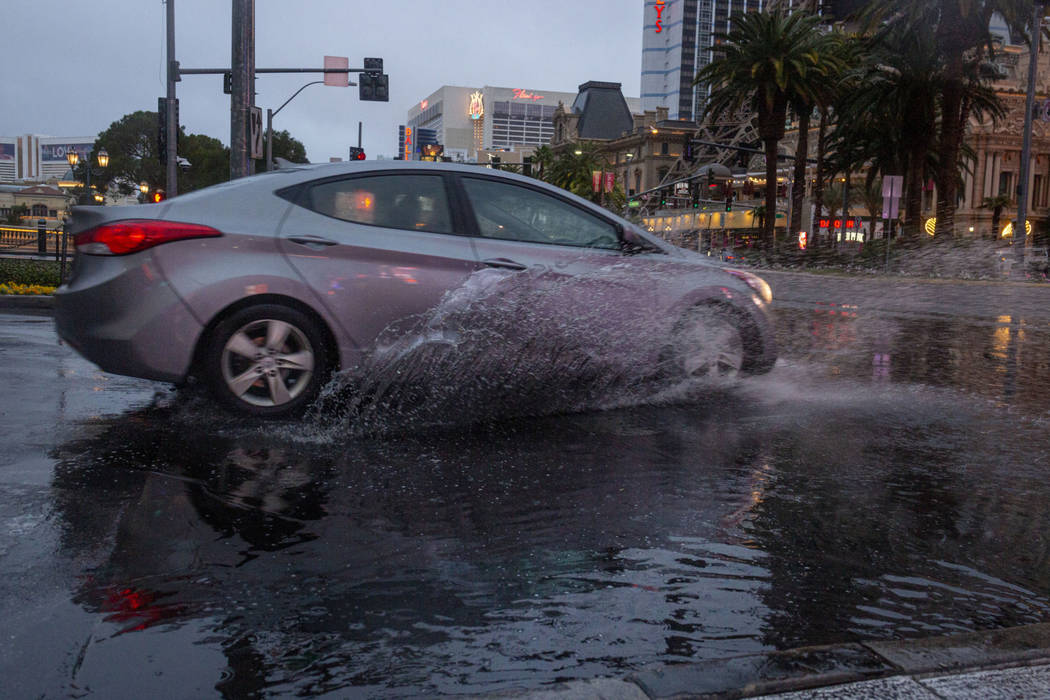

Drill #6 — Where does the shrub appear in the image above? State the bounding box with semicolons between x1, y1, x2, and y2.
0;258;62;287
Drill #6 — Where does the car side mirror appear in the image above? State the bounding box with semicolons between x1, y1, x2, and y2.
621;226;655;255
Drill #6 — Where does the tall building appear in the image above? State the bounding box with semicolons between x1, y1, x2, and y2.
640;0;846;122
0;134;95;183
402;85;641;161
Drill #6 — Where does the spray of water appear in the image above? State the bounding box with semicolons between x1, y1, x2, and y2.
305;266;743;438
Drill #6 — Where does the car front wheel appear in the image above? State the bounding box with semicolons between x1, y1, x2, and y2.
203;304;329;417
666;304;746;381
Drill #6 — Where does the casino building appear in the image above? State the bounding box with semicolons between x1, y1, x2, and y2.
0;135;96;183
401;85;641;162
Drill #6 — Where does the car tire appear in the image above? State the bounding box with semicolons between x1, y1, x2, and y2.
202;304;329;418
664;303;749;382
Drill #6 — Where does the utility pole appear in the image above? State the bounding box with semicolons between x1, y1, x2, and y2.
1015;0;1043;277
165;0;178;196
230;0;254;179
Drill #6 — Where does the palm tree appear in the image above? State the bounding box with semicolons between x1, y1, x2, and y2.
862;0;1028;237
981;194;1014;239
789;30;854;241
530;145;556;182
831;23;943;241
695;10;833;249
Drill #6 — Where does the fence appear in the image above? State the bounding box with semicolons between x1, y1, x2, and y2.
0;223;73;282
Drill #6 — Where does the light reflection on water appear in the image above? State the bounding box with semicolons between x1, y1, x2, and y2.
50;374;1050;696
38;277;1050;696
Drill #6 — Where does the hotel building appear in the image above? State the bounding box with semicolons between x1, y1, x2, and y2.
402;85;641;162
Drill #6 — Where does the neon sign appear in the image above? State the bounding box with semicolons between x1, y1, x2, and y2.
403;127;413;161
653;0;666;33
512;89;544;101
468;91;484;120
818;218;860;229
420;99;428;111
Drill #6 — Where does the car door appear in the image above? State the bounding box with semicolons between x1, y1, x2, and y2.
277;171;478;351
455;174;662;360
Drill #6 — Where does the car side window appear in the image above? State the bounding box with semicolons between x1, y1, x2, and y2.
461;177;620;250
306;174;454;234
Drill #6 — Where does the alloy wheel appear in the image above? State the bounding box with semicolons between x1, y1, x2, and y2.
220;318;316;407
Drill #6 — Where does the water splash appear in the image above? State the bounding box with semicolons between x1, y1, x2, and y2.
306;266;742;438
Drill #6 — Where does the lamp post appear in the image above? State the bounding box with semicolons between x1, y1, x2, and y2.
66;148;109;205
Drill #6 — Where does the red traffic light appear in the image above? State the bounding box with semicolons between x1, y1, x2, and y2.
355;151;366;160
348;147;366;161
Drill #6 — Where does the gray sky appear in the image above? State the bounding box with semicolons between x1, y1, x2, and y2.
1;1;643;162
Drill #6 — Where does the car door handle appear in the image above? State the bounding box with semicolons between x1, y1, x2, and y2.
482;258;528;271
288;235;339;249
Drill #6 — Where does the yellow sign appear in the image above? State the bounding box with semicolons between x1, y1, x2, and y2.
1002;220;1032;238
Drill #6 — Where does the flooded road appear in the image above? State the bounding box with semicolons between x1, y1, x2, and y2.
2;273;1050;697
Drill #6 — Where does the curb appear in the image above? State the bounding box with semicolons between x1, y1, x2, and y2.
490;623;1050;699
0;295;54;313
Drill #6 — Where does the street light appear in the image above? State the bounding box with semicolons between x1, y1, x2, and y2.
66;148;109;205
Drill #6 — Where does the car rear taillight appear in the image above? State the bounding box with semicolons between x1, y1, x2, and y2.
74;220;222;255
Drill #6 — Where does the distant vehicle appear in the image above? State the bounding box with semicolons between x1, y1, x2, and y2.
55;162;777;417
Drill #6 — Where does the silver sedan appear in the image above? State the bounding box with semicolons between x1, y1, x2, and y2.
55;161;776;417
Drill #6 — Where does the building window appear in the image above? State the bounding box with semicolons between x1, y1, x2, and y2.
999;171;1012;195
661;142;669;155
31;204;47;217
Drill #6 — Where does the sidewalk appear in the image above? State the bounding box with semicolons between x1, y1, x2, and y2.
496;623;1050;699
0;294;53;313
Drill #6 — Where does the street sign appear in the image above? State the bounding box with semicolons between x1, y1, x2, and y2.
881;175;903;220
323;56;349;87
249;106;264;159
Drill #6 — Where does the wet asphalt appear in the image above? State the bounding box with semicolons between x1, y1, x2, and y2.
2;272;1050;698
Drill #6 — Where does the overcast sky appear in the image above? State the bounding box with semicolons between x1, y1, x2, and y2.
1;1;643;162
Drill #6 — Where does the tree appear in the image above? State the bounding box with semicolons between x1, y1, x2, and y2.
93;110;305;199
179;133;230;192
91;110;164;197
536;143;625;212
831;24;943;241
981;194;1013;239
696;10;835;249
4;204;29;225
253;129;307;171
530;145;556;181
789;29;853;240
863;0;1028;237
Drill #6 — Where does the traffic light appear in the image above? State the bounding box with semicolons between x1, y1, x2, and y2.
690;183;700;208
725;190;734;212
523;156;533;177
359;72;389;102
223;72;232;94
152;189;166;203
157;97;179;166
660;189;667;206
348;146;366;161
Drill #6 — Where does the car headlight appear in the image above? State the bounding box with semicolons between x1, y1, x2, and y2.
726;269;772;304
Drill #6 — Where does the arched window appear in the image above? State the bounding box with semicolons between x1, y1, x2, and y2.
31;204;47;217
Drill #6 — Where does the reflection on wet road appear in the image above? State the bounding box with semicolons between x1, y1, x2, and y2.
3;274;1050;697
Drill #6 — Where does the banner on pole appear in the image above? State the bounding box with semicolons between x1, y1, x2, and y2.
604;172;615;193
592;171;601;193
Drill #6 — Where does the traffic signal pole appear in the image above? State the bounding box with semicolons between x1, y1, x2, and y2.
230;0;253;179
165;0;178;197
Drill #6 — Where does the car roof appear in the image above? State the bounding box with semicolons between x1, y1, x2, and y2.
267;159;542;187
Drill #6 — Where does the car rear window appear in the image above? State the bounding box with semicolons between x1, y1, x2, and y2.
304;174;454;234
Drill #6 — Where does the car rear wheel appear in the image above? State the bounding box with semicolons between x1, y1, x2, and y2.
667;304;745;381
203;304;329;417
